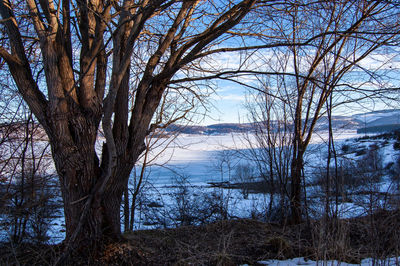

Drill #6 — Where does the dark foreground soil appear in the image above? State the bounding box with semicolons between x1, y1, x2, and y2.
1;210;399;265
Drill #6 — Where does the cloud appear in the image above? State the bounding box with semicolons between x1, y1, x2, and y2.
357;52;400;71
215;94;246;102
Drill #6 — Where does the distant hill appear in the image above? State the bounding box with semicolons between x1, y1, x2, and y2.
165;123;255;135
353;109;400;133
4;109;399;138
165;109;400;135
314;115;361;131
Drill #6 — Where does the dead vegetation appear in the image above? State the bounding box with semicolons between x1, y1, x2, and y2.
1;210;399;265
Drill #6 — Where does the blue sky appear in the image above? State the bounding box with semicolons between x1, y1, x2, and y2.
195;47;400;126
205;81;249;125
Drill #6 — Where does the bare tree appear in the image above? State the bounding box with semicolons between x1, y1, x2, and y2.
242;89;293;221
124;125;181;232
0;100;57;244
0;0;258;256
245;1;400;224
213;149;237;183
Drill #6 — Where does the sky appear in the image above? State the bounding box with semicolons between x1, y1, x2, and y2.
203;80;400;126
205;81;249;125
194;48;400;126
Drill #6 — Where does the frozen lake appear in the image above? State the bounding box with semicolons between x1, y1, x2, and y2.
135;130;361;186
3;130;375;242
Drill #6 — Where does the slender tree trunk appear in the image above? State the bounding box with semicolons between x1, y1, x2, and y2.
123;187;130;232
290;151;303;224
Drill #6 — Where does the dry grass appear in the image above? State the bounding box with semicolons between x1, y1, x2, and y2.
1;210;399;265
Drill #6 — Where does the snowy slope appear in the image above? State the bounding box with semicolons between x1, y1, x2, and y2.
352;109;400;126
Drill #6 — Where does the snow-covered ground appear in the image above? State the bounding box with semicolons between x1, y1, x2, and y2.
2;128;400;260
130;129;400;230
254;256;400;265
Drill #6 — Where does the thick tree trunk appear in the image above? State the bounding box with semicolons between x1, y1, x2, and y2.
0;1;260;262
54;151;104;243
58;168;108;250
101;164;136;237
55;160;137;263
53;137;145;256
50;123;138;256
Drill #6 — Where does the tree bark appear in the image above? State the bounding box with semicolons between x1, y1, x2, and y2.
290;153;303;224
0;0;258;259
54;143;141;254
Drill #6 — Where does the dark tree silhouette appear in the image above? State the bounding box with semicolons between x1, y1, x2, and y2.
0;0;257;255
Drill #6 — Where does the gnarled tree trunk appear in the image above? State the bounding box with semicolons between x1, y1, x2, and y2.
0;0;257;259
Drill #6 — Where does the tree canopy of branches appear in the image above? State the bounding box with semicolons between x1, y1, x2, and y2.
0;0;258;257
245;1;400;224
